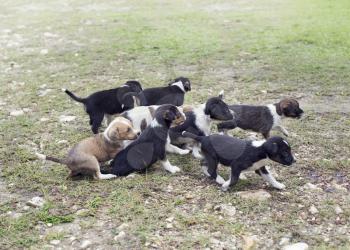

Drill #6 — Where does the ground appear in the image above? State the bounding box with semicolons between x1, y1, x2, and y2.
0;0;349;249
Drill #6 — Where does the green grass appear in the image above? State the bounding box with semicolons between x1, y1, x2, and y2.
1;0;349;249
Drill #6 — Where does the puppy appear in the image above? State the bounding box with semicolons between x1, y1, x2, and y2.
64;80;142;134
36;117;138;180
106;105;185;176
131;77;191;106
169;91;234;159
118;105;190;155
217;98;304;138
182;132;296;191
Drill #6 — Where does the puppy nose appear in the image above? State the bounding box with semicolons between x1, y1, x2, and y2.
137;131;141;136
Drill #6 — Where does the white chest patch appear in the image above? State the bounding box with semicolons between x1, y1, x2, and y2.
252;140;265;147
171;81;185;92
267;104;281;129
243;159;269;172
194;104;211;135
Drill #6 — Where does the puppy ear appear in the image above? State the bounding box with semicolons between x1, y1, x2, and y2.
264;141;278;155
163;110;175;121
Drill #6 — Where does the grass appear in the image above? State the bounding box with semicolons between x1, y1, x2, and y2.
0;0;349;249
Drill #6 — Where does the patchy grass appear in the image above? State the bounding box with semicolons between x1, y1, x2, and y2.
0;0;349;249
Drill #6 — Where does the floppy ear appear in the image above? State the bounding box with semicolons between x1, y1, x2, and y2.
264;141;278;155
163;110;176;121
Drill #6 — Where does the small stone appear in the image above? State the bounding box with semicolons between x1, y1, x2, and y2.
10;110;24;116
165;217;174;223
114;231;126;241
282;242;309;250
70;236;77;242
59;115;76;123
242;235;258;250
40;117;49;122
117;223;129;231
26;196;45;208
79;240;92;249
75;209;89;216
236;190;272;201
47;223;53;227
22;205;30;211
50;240;60;245
334;205;343;215
309;205;319;215
22;108;32;113
279;237;291;246
165;223;173;229
57;140;68;144
40;49;49;55
303;183;322;191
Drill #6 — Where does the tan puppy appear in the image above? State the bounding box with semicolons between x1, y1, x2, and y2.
36;117;138;180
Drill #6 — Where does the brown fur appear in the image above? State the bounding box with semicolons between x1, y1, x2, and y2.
275;98;301;117
43;117;138;180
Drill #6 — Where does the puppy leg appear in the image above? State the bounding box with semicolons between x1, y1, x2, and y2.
275;125;289;137
85;157;116;180
166;143;190;155
105;114;114;126
217;120;236;134
205;156;225;185
222;167;240;191
192;144;204;159
256;166;285;190
160;159;181;173
91;112;104;134
262;131;270;139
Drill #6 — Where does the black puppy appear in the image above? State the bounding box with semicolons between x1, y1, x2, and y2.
182;132;295;191
217;98;304;138
169;91;233;159
132;77;191;106
107;105;185;176
64;81;142;134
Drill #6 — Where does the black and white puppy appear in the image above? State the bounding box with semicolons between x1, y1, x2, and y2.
107;105;186;176
119;105;190;155
217;98;304;138
182;132;296;191
132;77;191;106
169;92;234;159
64;81;143;134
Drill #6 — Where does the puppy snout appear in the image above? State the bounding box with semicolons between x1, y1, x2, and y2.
137;131;141;136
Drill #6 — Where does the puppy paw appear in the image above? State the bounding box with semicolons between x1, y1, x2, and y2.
221;184;229;192
168;165;181;174
273;182;286;190
179;149;190;155
216;175;226;185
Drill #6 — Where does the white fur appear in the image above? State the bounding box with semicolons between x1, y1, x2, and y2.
151;119;161;128
125;106;158;131
260;171;286;189
171;81;185;92
61;88;66;92
192;144;204;159
160;159;181;173
166;136;190;155
243;159;269;172
194;104;211;136
95;173;117;180
221;172;231;191
267;104;281;129
216;175;225;185
252;140;265;147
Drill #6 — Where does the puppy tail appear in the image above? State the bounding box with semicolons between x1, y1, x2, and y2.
181;131;202;142
63;89;86;104
36;153;65;164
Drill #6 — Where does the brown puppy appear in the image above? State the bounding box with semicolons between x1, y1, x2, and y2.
36;117;138;180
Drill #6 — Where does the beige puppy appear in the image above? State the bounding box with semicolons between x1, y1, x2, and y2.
36;117;138;180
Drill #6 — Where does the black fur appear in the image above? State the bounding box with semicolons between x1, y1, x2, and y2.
217;100;304;138
108;105;184;176
133;77;191;106
65;81;142;134
182;132;295;190
169;96;233;146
